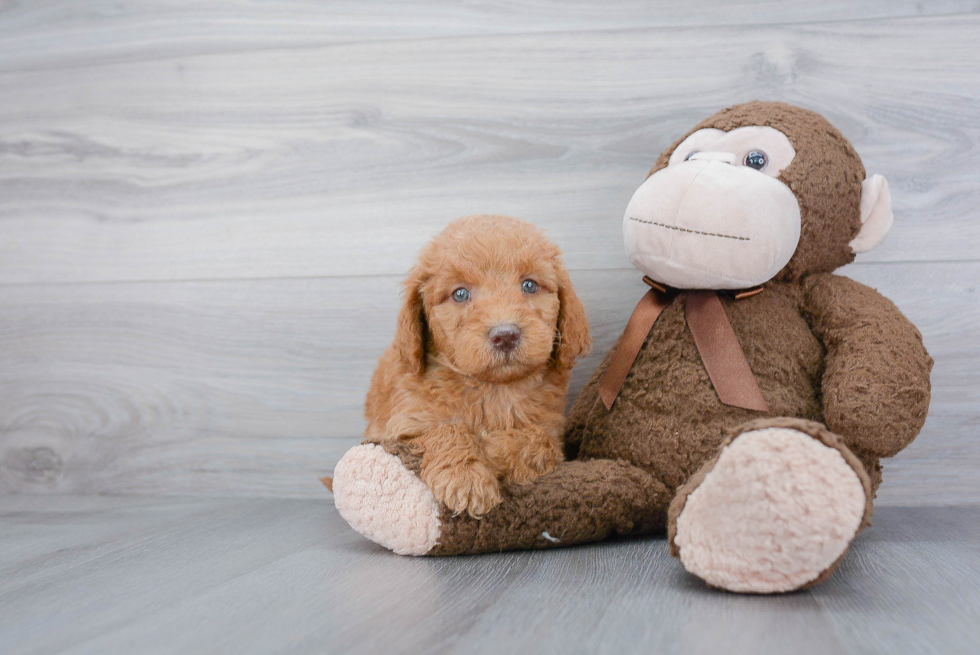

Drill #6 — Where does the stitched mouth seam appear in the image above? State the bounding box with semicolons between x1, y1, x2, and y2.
628;216;750;241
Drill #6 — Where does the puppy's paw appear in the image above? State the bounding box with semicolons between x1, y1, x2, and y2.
486;430;563;486
501;449;562;486
421;459;502;519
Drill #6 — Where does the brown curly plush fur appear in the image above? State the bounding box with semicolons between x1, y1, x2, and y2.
363;215;591;518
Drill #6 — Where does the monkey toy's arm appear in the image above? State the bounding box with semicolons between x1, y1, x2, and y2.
801;273;933;458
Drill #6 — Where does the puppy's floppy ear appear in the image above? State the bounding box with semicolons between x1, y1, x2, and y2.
552;265;591;373
393;268;428;376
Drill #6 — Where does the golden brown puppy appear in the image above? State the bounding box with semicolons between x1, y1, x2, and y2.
363;215;591;518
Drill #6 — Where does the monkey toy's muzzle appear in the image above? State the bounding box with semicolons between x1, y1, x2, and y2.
623;158;802;289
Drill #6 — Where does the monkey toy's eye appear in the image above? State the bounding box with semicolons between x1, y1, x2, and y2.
452;287;471;303
743;150;768;171
521;279;539;294
684;151;700;161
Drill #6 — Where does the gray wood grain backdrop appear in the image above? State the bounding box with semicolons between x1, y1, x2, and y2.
1;1;978;503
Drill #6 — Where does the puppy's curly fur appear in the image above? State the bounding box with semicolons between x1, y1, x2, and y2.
364;215;591;517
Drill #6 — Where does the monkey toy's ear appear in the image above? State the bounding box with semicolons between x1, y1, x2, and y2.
850;174;894;253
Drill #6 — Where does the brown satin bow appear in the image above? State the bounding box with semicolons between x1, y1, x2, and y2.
597;277;769;413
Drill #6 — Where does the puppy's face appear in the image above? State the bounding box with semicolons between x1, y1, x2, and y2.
394;215;591;383
423;259;561;383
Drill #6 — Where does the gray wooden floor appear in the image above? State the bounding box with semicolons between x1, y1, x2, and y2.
1;496;978;655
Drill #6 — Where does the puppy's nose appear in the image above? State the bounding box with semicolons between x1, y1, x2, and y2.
489;324;521;352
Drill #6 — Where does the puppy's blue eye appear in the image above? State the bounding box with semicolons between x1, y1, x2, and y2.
521;280;539;294
452;288;470;303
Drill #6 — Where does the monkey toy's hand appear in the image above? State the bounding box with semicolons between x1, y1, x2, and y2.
803;273;933;458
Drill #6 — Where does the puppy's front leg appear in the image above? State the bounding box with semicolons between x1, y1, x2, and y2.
413;424;501;518
484;427;564;486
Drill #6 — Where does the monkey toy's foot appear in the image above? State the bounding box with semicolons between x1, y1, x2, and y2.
668;419;873;593
332;443;442;556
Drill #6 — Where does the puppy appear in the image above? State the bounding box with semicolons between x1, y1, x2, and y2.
363;215;591;518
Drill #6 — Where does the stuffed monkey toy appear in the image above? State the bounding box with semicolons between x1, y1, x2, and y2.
331;101;932;594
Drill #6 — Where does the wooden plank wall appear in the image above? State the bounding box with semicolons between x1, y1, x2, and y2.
0;1;977;503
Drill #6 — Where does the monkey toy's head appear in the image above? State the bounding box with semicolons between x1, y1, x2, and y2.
624;101;893;289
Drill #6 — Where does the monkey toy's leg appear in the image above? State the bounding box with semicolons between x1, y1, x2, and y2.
331;441;670;556
667;417;873;593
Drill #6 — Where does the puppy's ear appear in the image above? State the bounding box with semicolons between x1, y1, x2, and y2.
552;265;591;373
393;269;428;376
